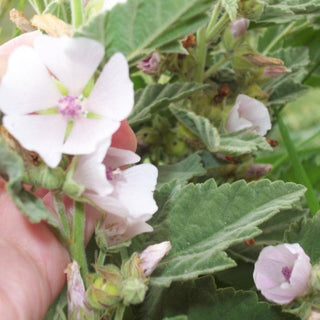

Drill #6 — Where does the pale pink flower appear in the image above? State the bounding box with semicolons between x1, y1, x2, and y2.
137;52;161;74
253;243;312;305
230;18;250;38
65;261;91;319
264;66;291;78
226;94;271;136
139;241;172;276
0;35;133;168
73;141;158;240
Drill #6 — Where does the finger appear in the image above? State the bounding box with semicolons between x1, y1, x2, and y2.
111;120;137;151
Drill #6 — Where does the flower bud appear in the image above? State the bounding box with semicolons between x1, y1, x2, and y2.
65;261;92;319
239;0;264;20
253;243;312;305
121;278;148;305
137;52;161;74
230;18;250;38
86;265;123;310
139;241;172;276
226;94;271;136
263;66;291;78
245;164;273;179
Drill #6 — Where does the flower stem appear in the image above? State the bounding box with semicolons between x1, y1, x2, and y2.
28;0;45;13
97;251;106;265
71;0;84;29
206;1;221;36
194;27;207;83
276;112;320;215
206;12;230;42
70;201;88;286
263;22;296;55
204;56;228;80
53;193;71;240
114;305;126;320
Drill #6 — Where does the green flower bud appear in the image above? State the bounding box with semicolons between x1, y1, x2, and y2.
163;132;187;156
239;0;264;20
121;278;148;306
86;265;123;310
121;253;145;279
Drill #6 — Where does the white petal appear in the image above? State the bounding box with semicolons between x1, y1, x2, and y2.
62;117;120;155
73;141;113;196
86;53;134;120
34;35;104;96
226;101;252;133
104;147;140;169
114;164;158;220
0;46;62;115
3;114;67;167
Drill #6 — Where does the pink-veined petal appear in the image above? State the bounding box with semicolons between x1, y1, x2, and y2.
104;147;140;169
73;140;113;196
3;114;67;167
0;46;62;115
34;35;104;96
86;53;134;120
62;117;119;155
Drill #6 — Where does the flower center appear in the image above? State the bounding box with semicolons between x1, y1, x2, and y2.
282;266;293;282
106;167;122;181
57;96;84;117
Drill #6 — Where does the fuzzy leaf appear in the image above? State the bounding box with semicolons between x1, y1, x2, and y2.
76;0;213;61
129;83;207;126
170;107;220;152
219;131;273;156
149;179;305;286
157;153;206;188
0;136;58;227
221;0;238;21
44;0;71;23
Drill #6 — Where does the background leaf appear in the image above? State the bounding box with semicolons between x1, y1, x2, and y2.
221;0;238;21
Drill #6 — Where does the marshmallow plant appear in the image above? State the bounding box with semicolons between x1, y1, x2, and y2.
0;0;319;319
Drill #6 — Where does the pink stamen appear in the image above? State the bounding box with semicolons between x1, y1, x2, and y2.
106;166;114;181
57;96;83;117
282;266;293;282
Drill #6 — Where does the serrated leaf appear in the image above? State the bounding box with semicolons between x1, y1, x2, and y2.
221;0;238;21
219;131;272;156
0;136;58;227
157;153;206;188
149;179;305;286
76;0;213;61
128;83;207;127
285;212;320;264
170;107;220;152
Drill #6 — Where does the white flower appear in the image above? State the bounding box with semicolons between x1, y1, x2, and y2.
0;35;133;167
103;0;127;10
226;94;271;136
73;141;158;240
139;241;172;276
253;243;312;305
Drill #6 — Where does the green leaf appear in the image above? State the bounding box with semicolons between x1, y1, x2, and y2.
149;179;305;286
221;0;238;21
170;107;220;152
157;153;206;188
219;131;273;156
285;212;320;264
44;0;71;23
188;288;298;320
0;136;58;227
76;0;213;61
128;83;207;127
163;317;188;320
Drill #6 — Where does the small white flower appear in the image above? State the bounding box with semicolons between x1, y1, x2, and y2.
253;243;312;305
139;241;172;276
0;35;133;167
226;94;271;136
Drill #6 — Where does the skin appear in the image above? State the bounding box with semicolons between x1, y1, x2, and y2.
0;33;137;319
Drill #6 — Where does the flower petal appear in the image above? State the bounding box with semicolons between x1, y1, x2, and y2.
34;35;104;96
62;117;120;155
0;46;62;115
73;140;113;196
86;53;134;120
104;147;140;169
3;114;67;167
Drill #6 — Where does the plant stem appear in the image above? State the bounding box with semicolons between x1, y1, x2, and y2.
71;0;84;29
97;251;106;265
206;1;221;36
263;22;296;55
277;112;320;215
194;27;207;83
28;0;45;13
114;305;126;320
204;56;228;80
53;193;71;240
206;12;230;42
70;201;88;286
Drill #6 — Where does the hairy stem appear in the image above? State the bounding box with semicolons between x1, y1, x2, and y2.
71;0;84;29
194;27;207;83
